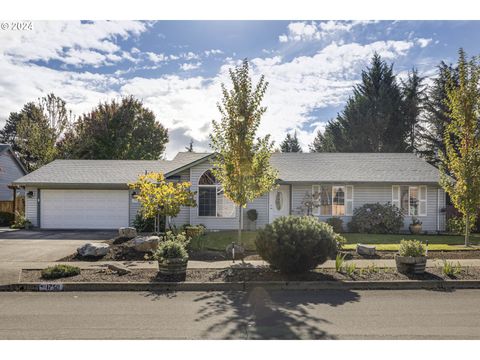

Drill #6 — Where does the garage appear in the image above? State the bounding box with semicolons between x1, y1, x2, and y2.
40;189;129;229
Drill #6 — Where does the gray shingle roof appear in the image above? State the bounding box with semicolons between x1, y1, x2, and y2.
13;152;210;187
12;151;441;187
270;153;440;183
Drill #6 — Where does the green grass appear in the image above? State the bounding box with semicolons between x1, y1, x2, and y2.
201;231;257;251
200;231;480;252
343;233;480;245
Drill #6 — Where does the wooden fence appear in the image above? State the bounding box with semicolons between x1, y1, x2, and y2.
0;197;25;214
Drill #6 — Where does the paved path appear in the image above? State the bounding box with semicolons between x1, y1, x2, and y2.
0;289;479;339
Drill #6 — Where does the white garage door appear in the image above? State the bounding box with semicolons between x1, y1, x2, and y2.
40;189;129;229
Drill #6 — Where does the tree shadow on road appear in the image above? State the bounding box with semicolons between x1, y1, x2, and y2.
193;288;361;340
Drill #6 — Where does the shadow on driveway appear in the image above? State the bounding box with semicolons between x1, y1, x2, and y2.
0;229;116;241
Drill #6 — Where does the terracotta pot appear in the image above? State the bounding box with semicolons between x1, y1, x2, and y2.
157;258;188;275
395;255;427;274
409;224;422;234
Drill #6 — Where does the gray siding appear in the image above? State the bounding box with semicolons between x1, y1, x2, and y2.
246;194;269;228
170;170;191;227
291;183;446;232
0;151;25;201
25;187;38;227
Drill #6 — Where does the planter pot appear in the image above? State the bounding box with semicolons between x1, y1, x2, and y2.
395;255;427;275
157;258;188;276
409;224;422;234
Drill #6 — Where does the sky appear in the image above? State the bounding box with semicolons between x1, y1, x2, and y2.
1;20;479;158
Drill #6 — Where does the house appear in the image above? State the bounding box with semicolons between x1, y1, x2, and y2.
0;144;27;206
11;152;446;232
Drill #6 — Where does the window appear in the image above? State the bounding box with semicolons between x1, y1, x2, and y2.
311;184;353;216
198;170;236;217
392;185;427;216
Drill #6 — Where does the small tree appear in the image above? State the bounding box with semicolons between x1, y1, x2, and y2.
129;172;196;232
440;49;480;246
210;59;278;245
280;130;302;152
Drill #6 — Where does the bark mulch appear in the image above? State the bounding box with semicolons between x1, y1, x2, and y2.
21;265;480;283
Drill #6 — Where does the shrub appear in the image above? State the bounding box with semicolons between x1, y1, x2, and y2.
133;213;155;233
398;240;426;257
10;212;32;229
325;217;344;233
442;260;461;277
163;231;189;247
0;211;14;226
344;262;357;276
446;215;475;235
348;203;404;234
246;209;258;222
153;240;188;261
184;225;205;239
41;264;81;279
255;215;338;274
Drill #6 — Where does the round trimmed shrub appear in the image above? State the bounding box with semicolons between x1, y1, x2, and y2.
255;215;338;274
325;217;344;233
348;202;404;234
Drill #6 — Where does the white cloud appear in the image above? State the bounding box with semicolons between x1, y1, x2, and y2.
204;49;223;56
179;62;202;71
416;38;433;48
146;52;168;63
278;20;376;42
0;21;147;66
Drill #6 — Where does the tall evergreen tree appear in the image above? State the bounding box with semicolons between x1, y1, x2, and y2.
309;121;342;152
280;130;302;152
418;62;459;167
185;139;194;152
401;68;426;152
312;54;407;152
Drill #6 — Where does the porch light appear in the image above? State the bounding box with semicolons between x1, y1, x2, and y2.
26;191;34;198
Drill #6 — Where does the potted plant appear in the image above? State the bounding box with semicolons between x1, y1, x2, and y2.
246;209;258;230
153;239;189;276
409;217;422;234
395;239;427;275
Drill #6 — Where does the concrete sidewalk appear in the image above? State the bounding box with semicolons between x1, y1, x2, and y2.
3;258;480;286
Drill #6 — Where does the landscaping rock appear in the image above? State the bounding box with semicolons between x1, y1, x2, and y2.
77;243;110;257
118;227;137;239
356;244;376;257
225;243;245;260
107;264;131;275
133;236;160;252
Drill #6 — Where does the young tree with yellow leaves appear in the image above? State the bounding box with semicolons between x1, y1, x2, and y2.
129;172;196;232
440;49;480;246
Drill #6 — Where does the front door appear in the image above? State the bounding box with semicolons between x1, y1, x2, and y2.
269;185;290;223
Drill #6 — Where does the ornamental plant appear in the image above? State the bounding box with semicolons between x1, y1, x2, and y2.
255;215;338;274
398;240;426;257
129;172;196;232
153;240;188;261
348;203;404;234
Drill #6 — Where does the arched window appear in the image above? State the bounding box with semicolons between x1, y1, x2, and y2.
198;170;235;217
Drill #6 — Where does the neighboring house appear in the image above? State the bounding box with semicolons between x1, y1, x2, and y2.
0;144;27;202
12;152;446;232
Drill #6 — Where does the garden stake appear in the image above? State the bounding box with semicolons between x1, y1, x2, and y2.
426;240;429;256
232;241;235;263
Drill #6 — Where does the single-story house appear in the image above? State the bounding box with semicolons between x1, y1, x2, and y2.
0;144;27;203
12;152;446;232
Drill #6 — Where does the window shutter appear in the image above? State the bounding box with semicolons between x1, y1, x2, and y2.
419;185;427;216
312;185;320;216
345;185;354;216
392;186;400;209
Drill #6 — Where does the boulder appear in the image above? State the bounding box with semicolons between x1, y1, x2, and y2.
225;243;245;260
118;227;137;239
356;244;376;257
77;242;110;257
107;264;131;275
133;236;160;252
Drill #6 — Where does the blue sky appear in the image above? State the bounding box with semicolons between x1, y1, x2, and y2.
1;20;479;157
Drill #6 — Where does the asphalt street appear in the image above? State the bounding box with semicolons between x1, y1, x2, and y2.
0;289;479;339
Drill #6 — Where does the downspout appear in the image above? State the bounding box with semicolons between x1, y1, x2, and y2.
436;187;440;233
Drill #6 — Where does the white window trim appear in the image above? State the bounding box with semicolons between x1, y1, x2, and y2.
311;184;354;217
197;180;236;219
392;185;427;217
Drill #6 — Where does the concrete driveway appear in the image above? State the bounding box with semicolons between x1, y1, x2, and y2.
0;229;116;285
0;229;115;261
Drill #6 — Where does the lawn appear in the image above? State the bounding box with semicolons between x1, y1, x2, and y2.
200;230;480;252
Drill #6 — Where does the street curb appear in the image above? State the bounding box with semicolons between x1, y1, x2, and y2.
3;280;480;292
